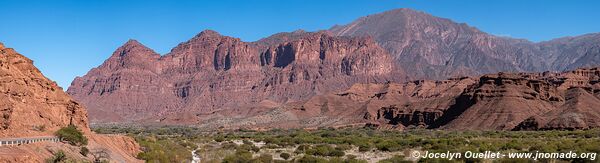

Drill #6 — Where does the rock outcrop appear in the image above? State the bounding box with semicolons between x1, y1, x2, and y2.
0;43;141;162
0;43;88;137
194;67;600;131
68;31;401;123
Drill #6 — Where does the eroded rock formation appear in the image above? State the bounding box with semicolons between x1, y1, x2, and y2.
0;43;88;137
68;31;401;123
0;43;141;162
194;67;600;131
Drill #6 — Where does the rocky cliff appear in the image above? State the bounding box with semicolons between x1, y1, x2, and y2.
67;8;600;130
68;31;401;123
197;67;600;130
0;43;141;162
0;42;88;137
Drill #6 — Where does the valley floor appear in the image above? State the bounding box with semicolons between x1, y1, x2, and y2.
94;126;600;163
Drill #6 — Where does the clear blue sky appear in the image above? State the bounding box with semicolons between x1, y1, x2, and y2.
0;0;598;88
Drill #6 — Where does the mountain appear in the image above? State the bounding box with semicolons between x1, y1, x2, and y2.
330;8;600;80
68;31;401;123
0;43;140;162
68;8;600;130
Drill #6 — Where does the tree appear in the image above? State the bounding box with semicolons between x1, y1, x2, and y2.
55;124;88;146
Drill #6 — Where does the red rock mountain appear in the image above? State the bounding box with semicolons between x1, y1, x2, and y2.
68;8;600;130
0;43;141;162
194;67;600;131
68;31;401;123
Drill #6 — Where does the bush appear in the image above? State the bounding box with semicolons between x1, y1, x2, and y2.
297;155;328;163
55;125;88;146
223;150;253;163
46;150;66;163
280;152;291;160
80;147;89;156
257;154;273;163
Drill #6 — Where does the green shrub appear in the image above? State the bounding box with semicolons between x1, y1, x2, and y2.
280;152;291;160
46;150;66;163
80;147;89;156
258;154;273;163
55;125;88;146
223;150;253;163
297;155;328;163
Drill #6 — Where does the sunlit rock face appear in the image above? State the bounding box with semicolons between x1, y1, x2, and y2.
0;43;89;137
68;30;401;124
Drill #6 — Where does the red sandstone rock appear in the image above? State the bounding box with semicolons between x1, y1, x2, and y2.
0;44;89;137
68;31;401;124
0;43;141;162
67;8;600;130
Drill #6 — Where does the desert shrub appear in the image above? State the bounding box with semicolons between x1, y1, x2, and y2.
214;136;225;142
135;136;191;162
46;150;66;163
295;144;311;153
280;152;291;160
242;139;253;145
222;142;238;149
237;144;260;153
257;154;273;163
297;155;328;163
358;143;372;152
55;125;88;146
223;150;253;163
305;144;345;157
262;144;280;149
80;147;89;156
335;144;352;151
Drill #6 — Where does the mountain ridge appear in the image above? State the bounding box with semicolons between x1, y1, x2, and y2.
67;8;600;130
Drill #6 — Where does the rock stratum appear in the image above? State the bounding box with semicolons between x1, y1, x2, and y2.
196;67;600;131
0;43;141;162
68;31;401;123
67;8;600;130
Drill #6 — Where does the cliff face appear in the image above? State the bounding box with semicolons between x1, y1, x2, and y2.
191;67;600;131
0;43;141;162
68;31;400;123
67;8;600;130
0;43;89;137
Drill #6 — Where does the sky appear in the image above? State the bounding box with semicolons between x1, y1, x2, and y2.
0;0;599;88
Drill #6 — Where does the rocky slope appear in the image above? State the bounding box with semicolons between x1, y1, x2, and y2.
330;8;600;80
68;31;401;123
0;43;141;162
199;67;600;131
0;42;88;137
68;8;600;130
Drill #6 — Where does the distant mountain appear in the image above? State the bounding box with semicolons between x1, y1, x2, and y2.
330;8;600;80
68;8;600;130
